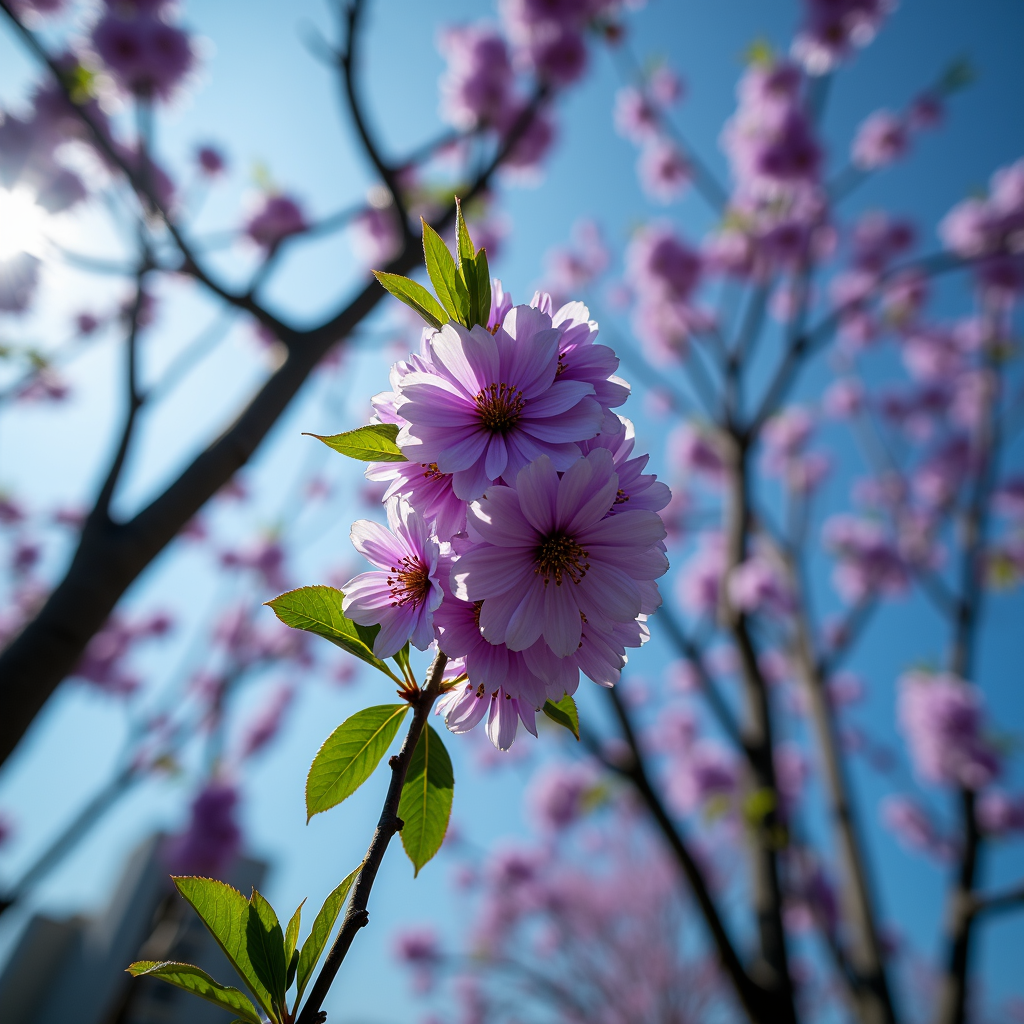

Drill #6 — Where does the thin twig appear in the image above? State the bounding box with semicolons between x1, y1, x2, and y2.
295;651;448;1024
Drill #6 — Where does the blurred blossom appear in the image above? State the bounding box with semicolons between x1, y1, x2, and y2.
881;794;952;860
527;760;599;830
897;671;1000;790
851;110;909;169
245;193;308;249
164;781;242;877
196;144;226;176
638;137;691;203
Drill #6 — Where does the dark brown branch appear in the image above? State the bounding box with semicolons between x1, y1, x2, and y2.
966;881;1024;921
601;686;770;1024
657;606;744;750
719;438;796;1022
93;262;148;519
783;561;896;1024
745;252;964;439
295;652;447;1024
335;0;413;244
935;333;1004;1024
0;26;548;769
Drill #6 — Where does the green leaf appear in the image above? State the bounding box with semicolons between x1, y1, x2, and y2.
306;704;409;819
306;422;407;463
171;877;277;1021
542;693;580;741
372;271;448;330
284;899;304;988
266;586;393;678
246;889;287;1013
454;197;475;266
473;247;492;329
398;724;455;876
126;961;262;1024
295;863;363;1004
422;219;470;326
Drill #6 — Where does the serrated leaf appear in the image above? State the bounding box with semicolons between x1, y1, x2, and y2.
306;422;407;463
265;586;394;677
247;889;287;1013
372;271;448;330
126;961;262;1023
398;724;454;876
171;877;277;1021
295;863;363;1004
422;219;470;326
542;693;580;741
306;704;409;819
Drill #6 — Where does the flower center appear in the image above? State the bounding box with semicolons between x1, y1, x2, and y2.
534;533;590;587
386;556;431;607
474;382;525;434
421;462;446;481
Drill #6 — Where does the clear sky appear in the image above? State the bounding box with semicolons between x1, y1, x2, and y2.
0;1;1022;1021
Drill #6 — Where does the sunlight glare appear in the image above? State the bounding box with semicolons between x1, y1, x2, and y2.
0;187;48;261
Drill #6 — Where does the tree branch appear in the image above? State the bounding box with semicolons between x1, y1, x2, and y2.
295;651;447;1024
334;0;412;244
600;685;769;1024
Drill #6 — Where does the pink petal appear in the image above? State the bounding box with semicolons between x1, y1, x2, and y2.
513;456;559;534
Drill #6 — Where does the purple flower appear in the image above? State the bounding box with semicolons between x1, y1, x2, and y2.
614;85;659;143
437;678;538;751
897;671;1000;790
579;415;671;514
626;224;702;303
638;138;691;204
852;110;909;170
728;555;795;617
454;449;667;657
528;761;598;830
245;193;308;249
667;740;739;813
881;795;950;860
438;24;515;130
91;11;196;101
395;309;604;501
164;782;242;877
435;572;549;709
977;791;1024;837
196;144;226;177
341;496;444;657
793;0;895;74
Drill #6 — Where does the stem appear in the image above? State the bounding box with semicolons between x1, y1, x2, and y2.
295;651;447;1024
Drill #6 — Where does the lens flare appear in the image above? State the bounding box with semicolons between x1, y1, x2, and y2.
0;188;47;261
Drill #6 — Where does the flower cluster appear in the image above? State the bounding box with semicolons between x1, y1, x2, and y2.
342;278;669;749
89;0;197;102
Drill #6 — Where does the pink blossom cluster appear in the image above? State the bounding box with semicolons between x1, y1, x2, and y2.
625;223;705;363
792;0;895;75
397;760;725;1024
163;780;242;877
897;671;1000;790
89;0;197;102
342;284;669;749
612;65;690;204
71;610;173;696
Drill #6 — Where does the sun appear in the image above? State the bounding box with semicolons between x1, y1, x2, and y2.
0;187;48;261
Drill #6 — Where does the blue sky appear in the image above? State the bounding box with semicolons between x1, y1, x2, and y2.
1;1;1023;1021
